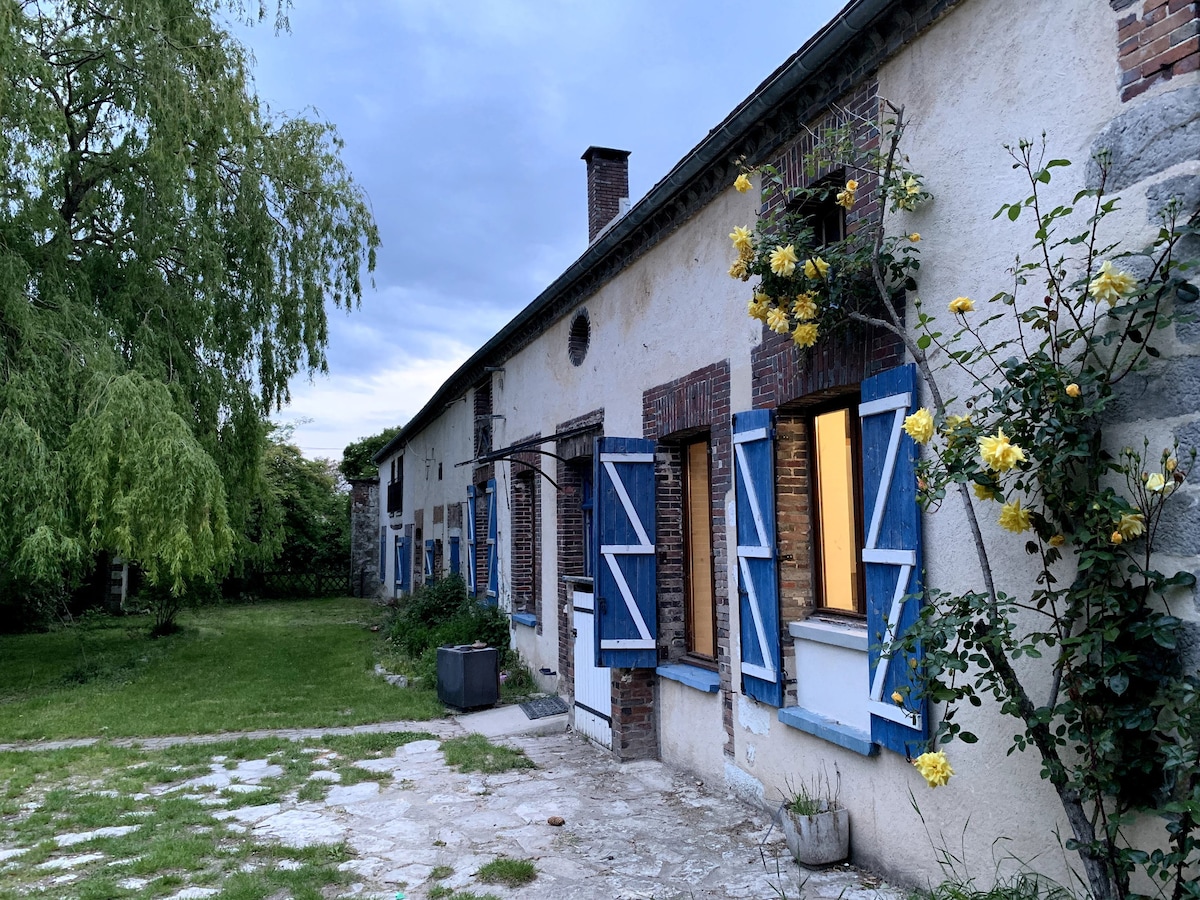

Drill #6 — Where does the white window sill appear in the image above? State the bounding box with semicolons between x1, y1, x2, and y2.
789;618;868;652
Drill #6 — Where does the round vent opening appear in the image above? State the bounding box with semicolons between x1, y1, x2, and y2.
568;309;590;367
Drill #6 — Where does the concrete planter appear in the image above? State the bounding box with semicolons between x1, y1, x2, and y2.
780;802;850;866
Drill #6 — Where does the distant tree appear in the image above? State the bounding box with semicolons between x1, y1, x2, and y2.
0;0;379;624
265;439;349;573
340;425;402;481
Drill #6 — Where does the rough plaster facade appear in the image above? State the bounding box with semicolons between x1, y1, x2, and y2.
370;0;1200;888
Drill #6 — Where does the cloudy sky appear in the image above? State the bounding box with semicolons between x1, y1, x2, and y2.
234;1;847;460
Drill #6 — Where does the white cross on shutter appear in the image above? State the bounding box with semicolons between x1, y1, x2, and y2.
733;426;776;684
860;390;921;730
599;451;656;650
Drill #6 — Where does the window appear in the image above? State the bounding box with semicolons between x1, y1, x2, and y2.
579;463;594;579
682;438;716;661
811;402;864;615
794;174;846;247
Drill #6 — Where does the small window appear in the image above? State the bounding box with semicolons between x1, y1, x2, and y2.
794;174;847;247
811;403;864;615
683;438;716;660
568;309;590;366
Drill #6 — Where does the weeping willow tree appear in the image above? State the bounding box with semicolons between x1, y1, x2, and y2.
0;0;379;624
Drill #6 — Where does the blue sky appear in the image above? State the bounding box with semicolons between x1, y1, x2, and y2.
236;1;847;460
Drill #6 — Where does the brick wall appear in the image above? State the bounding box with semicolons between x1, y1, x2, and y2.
643;361;733;756
774;412;814;707
760;80;881;235
1116;0;1199;101
510;463;539;625
611;668;657;761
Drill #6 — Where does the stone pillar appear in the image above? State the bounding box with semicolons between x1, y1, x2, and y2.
349;478;381;598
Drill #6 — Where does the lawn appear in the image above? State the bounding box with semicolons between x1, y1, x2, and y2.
0;731;440;899
0;598;445;742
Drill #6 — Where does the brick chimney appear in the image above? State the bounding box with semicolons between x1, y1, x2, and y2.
581;146;631;242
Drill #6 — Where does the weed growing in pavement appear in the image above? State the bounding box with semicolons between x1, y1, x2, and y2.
439;734;534;774
476;855;538;886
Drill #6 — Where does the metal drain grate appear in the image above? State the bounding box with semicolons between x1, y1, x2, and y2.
519;696;569;720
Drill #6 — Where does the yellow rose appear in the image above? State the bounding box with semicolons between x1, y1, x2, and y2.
1146;472;1167;493
905;175;920;196
1167;457;1178;472
979;428;1026;472
792;322;819;348
734;173;752;193
747;297;770;322
903;408;935;444
1088;260;1138;306
835;183;856;210
792;292;818;321
766;306;791;334
909;233;920;242
998;499;1031;533
803;257;830;279
948;296;974;314
728;259;748;280
729;225;754;253
944;414;971;429
1116;512;1145;540
1048;534;1066;547
912;750;953;788
891;690;904;705
1065;383;1080;398
973;482;1000;502
846;179;859;192
770;244;798;277
1111;530;1124;545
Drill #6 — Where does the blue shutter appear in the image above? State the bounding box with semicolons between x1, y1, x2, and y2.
860;363;927;756
733;409;782;706
593;436;657;668
449;530;461;576
485;478;498;606
425;539;435;580
466;488;478;596
394;535;412;595
379;527;386;583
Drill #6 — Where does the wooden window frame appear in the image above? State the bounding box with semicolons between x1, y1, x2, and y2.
681;435;718;666
808;396;866;618
791;172;847;248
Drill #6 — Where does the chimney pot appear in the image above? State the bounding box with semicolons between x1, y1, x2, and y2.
582;146;631;242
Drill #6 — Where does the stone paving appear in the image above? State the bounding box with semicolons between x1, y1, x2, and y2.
1;715;907;899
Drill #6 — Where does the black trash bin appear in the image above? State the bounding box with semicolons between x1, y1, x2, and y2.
436;644;499;710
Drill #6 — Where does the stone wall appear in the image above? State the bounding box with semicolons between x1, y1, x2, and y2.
349;478;381;598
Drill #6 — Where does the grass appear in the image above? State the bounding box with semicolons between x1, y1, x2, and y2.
440;734;534;774
476;855;538;886
0;597;445;740
0;732;431;900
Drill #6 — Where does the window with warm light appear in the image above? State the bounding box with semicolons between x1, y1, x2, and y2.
812;404;864;615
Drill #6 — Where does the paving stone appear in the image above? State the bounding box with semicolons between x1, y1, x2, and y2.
324;782;380;806
166;888;219;899
37;852;104;870
252;808;346;847
0;848;27;862
56;824;140;847
309;769;342;782
118;877;149;889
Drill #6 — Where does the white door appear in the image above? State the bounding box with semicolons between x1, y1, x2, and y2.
572;589;612;748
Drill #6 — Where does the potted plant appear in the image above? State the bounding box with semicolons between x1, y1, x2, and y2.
778;771;849;866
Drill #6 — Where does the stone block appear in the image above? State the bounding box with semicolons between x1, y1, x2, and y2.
1088;85;1200;191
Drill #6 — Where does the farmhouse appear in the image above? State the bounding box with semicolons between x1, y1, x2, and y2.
372;0;1200;886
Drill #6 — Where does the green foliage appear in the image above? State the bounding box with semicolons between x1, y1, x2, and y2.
476;856;538;887
739;110;1199;900
387;576;510;668
340;424;402;480
893;141;1200;900
0;0;379;620
439;734;534;774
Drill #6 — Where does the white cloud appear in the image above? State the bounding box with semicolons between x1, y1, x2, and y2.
276;337;475;459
